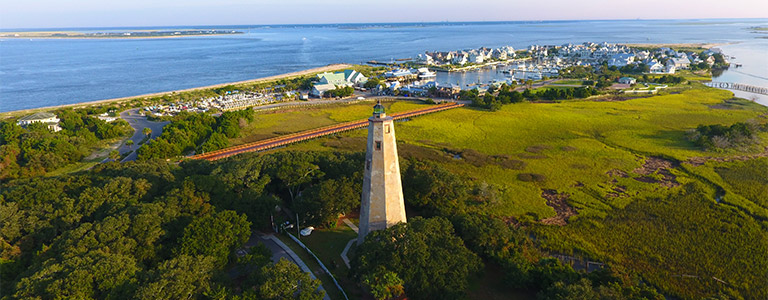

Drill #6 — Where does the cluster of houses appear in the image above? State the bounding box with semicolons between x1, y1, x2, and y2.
541;42;724;75
144;90;295;116
416;46;517;66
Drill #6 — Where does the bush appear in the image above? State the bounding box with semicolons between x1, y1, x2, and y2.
518;173;547;182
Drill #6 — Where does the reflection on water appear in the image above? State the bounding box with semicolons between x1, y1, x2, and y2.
712;39;768;106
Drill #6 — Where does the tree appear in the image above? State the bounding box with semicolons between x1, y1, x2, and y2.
125;139;134;148
258;258;324;300
142;127;152;137
295;177;359;228
135;255;217;300
109;150;121;161
364;78;381;89
266;152;324;203
175;210;251;267
351;217;483;300
362;267;405;300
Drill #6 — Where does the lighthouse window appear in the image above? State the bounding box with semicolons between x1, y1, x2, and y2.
375;141;382;150
385;125;391;134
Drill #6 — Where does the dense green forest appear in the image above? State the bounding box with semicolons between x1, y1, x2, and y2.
2;151;672;299
0;110;131;180
138;109;255;160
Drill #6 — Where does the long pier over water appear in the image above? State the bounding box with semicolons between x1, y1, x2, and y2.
190;102;464;161
704;82;768;96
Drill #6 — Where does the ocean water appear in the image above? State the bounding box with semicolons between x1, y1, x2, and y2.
1;19;767;112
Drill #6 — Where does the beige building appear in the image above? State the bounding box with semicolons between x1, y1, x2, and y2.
358;101;407;244
17;112;62;132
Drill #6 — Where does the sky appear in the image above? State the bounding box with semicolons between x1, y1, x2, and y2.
1;0;767;29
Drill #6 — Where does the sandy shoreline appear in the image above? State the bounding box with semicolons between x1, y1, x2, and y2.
621;42;732;49
0;64;352;118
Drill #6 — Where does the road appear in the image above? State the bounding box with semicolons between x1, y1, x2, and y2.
115;108;169;162
239;232;331;300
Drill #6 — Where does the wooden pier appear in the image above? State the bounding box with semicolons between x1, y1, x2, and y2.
190;102;464;161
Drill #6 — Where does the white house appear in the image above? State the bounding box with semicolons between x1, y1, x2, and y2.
17;112;62;132
618;77;637;85
608;53;635;67
649;61;665;73
668;57;690;69
468;52;484;64
452;53;468;65
417;53;434;65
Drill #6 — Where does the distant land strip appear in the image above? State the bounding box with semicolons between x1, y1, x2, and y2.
0;64;352;118
0;30;243;39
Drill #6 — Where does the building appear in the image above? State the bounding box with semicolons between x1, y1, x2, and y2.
17;112;62;132
358;101;407;244
619;77;637;85
311;70;368;97
649;61;665;73
667;57;691;69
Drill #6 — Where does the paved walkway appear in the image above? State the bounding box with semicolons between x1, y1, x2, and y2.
255;233;331;300
340;219;359;268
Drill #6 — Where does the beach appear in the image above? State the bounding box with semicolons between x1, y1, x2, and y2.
0;64;351;118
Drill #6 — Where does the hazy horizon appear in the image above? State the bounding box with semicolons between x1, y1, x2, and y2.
2;0;767;29
2;17;768;31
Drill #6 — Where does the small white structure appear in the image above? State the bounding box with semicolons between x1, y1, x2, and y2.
96;113;118;123
618;77;637;85
17;112;62;132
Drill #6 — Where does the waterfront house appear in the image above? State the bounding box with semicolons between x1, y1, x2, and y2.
668;57;690;69
17;112;62;132
417;53;434;65
468;52;484;64
452;53;468;65
311;70;368;97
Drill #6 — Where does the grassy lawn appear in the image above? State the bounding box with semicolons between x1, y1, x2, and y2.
250;86;767;299
263;87;767;222
297;224;364;299
550;79;585;85
230;100;430;146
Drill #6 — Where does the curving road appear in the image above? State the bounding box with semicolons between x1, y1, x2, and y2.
117;108;170;162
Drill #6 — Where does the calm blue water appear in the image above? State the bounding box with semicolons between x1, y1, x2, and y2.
1;19;767;112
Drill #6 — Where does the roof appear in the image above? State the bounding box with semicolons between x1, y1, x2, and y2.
373;101;385;114
312;83;337;92
316;72;348;85
19;112;56;121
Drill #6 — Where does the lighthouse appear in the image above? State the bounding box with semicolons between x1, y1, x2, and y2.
358;101;407;244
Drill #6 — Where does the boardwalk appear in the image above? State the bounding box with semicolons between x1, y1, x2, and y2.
704;82;768;96
191;102;464;161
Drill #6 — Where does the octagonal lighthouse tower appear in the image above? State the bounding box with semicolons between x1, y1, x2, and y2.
358;101;407;244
